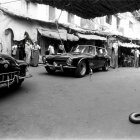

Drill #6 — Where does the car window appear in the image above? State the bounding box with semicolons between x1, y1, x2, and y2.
88;46;96;55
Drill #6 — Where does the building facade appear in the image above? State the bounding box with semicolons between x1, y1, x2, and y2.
1;0;140;39
0;0;140;57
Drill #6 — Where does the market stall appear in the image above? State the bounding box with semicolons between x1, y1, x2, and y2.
118;42;140;67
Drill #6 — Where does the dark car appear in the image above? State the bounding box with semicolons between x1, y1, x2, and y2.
44;45;110;77
0;53;31;88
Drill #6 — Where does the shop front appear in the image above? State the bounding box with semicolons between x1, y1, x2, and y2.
118;42;140;67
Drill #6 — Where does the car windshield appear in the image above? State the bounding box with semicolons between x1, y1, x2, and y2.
71;45;96;55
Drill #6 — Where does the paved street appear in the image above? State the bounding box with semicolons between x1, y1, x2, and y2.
1;66;140;139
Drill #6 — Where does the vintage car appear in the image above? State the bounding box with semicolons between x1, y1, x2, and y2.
0;53;31;88
44;45;111;77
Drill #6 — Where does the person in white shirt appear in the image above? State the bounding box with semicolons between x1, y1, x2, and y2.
11;41;18;58
134;49;140;68
48;44;55;55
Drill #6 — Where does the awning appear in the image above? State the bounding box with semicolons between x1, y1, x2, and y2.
67;34;79;41
77;33;106;41
38;28;67;41
119;42;140;48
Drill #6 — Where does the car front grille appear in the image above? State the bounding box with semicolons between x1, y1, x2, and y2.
47;59;67;65
0;71;20;84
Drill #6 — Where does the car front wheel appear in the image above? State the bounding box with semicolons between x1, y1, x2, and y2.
75;61;87;77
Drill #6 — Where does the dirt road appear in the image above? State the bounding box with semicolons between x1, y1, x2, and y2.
0;66;140;139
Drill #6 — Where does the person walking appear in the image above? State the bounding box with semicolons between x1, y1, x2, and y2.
134;48;140;68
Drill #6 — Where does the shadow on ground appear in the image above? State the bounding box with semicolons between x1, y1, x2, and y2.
38;68;107;79
0;86;23;100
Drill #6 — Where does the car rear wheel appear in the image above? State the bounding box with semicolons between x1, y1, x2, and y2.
45;67;56;74
102;62;109;71
75;61;87;77
11;79;24;89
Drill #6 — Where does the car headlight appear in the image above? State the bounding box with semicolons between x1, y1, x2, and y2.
66;57;73;65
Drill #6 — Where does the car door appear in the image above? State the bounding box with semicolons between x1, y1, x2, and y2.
89;46;99;69
95;48;106;68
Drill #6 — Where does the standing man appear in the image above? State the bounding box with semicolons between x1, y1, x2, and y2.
134;48;140;68
48;43;55;55
113;40;119;68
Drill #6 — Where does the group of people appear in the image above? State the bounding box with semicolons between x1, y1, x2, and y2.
12;40;40;66
47;43;65;55
118;48;140;68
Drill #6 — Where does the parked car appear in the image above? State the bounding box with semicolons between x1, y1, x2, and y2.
0;53;31;88
44;45;111;77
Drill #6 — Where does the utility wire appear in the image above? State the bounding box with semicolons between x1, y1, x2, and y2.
0;0;20;5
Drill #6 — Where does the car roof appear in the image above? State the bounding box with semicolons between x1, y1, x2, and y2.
78;45;105;49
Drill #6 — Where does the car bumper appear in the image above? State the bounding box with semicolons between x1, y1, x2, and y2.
45;64;76;71
0;71;32;88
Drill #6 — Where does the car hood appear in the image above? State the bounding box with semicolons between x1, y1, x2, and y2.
0;53;15;60
0;53;27;66
46;53;93;60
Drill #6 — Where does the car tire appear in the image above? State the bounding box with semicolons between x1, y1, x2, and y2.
10;79;24;89
45;67;55;74
75;61;87;77
102;61;109;71
63;69;70;74
17;79;24;87
129;112;140;124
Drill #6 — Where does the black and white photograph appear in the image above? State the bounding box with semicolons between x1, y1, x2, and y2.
1;0;140;139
